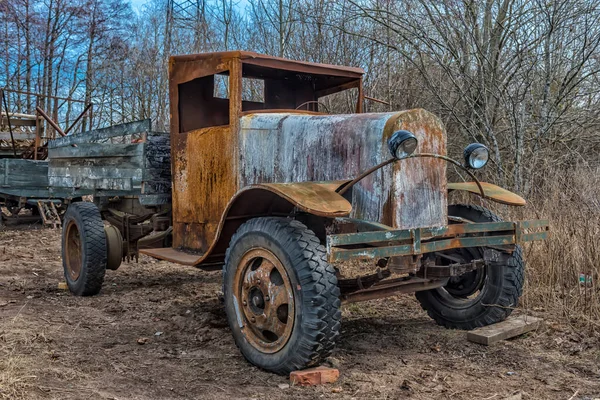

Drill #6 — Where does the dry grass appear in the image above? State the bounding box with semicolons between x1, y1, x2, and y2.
0;332;36;400
0;356;36;400
450;164;600;332
515;166;600;333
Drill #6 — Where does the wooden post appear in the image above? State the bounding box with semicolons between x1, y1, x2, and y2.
1;88;18;157
356;78;364;113
34;116;41;160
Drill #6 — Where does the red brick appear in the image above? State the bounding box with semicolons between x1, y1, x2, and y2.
290;366;339;386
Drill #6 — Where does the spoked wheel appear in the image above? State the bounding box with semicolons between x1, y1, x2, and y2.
416;204;524;330
223;217;341;375
233;248;295;353
61;202;107;296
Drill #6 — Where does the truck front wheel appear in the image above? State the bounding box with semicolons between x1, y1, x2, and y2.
416;204;525;330
223;217;341;375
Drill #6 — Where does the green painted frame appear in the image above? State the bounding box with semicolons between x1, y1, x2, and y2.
327;219;549;263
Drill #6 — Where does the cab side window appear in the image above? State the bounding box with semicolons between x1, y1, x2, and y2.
178;72;230;132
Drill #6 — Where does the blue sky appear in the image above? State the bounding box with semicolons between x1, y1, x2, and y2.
129;0;249;14
129;0;147;12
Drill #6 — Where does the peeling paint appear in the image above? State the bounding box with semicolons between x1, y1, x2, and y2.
239;109;447;230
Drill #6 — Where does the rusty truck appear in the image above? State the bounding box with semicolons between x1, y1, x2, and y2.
54;51;549;374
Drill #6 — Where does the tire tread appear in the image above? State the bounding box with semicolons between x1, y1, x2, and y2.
62;202;106;296
223;217;341;374
416;204;524;330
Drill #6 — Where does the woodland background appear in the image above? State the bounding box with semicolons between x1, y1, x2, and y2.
1;0;599;327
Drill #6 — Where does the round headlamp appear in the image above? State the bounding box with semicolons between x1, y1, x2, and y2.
464;143;489;169
388;130;418;159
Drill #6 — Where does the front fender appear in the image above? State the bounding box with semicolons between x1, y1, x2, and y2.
249;181;352;217
448;182;526;206
161;181;353;267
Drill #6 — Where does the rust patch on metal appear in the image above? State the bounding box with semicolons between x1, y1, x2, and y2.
381;109;447;230
64;220;82;280
172;125;239;250
233;248;295;353
258;181;351;216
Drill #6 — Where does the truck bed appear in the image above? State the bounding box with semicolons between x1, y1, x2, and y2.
47;120;171;205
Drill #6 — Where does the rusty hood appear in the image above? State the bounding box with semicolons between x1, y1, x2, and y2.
237;109;447;230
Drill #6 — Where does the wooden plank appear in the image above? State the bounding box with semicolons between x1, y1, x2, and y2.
1;112;37;119
0;188;53;198
142;168;171;181
141;180;171;194
48;143;144;159
48;119;151;148
49;176;136;191
466;316;543;345
141;132;171;200
0;159;49;187
48;166;142;181
49;155;144;169
1;117;37;127
139;194;171;205
0;131;36;140
47;187;137;198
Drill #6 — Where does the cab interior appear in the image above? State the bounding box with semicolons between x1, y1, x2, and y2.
177;60;362;133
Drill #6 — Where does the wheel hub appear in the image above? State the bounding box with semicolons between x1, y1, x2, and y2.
445;267;486;298
233;248;295;353
249;287;265;313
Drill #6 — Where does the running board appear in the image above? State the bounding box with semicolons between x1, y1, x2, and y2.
139;247;203;266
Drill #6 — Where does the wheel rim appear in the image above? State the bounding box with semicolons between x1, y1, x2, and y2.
65;220;83;281
444;256;486;298
233;248;295;354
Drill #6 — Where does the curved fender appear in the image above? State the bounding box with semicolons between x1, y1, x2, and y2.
201;181;352;265
448;182;526;206
140;181;352;267
253;181;353;217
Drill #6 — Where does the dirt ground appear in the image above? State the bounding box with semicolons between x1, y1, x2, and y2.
1;226;599;400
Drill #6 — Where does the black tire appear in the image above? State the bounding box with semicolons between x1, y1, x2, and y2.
223;217;341;375
415;204;524;329
61;202;107;296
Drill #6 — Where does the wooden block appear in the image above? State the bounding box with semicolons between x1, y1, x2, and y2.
57;282;68;290
467;315;543;346
290;366;339;386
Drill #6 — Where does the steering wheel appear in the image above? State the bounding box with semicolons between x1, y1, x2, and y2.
295;101;330;113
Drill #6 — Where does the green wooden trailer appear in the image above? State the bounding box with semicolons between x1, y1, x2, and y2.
0;119;170;228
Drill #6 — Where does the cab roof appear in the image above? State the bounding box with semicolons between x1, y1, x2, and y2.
170;51;365;79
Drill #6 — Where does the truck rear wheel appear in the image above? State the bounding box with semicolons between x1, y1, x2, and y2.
62;202;107;296
416;204;524;329
223;217;341;375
